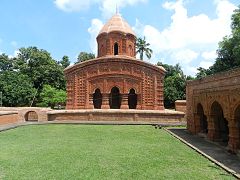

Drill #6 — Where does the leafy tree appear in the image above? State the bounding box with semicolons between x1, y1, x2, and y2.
157;62;189;108
136;36;153;60
59;55;70;68
15;47;66;90
0;54;13;71
38;85;66;108
196;67;212;79
77;52;95;63
0;71;36;107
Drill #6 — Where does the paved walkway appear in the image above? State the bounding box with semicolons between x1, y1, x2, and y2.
167;128;240;178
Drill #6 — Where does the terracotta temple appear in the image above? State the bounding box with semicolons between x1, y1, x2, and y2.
64;13;165;110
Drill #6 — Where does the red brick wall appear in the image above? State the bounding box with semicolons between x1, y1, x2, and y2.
65;57;165;110
0;113;18;125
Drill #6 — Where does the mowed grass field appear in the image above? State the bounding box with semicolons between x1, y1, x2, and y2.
0;125;235;180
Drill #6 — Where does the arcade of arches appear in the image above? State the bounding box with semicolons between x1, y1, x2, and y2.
64;13;165;110
187;68;240;153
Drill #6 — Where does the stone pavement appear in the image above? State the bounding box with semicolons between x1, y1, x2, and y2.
167;128;240;179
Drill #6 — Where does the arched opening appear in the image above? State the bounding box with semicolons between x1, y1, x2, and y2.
128;88;137;109
114;43;119;55
234;105;240;150
25;111;38;122
197;103;208;134
109;87;121;109
211;101;229;146
93;88;102;109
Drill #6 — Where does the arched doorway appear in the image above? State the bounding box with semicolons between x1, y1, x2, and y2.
234;105;240;149
109;87;121;109
25;111;38;121
128;88;137;109
211;101;229;145
197;103;208;134
114;43;119;55
93;88;102;109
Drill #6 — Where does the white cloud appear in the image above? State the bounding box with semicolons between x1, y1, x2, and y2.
87;18;104;55
136;0;237;76
201;50;217;61
199;61;214;69
171;49;199;64
183;65;198;76
8;50;20;58
54;0;147;18
54;0;96;12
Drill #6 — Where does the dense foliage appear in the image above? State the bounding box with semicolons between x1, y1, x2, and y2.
0;47;66;107
77;52;95;63
157;62;193;108
37;85;66;108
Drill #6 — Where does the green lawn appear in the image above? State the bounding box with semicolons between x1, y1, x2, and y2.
0;125;235;180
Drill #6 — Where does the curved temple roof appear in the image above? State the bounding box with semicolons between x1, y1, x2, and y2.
98;14;136;36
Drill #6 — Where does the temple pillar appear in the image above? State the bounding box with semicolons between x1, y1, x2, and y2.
121;94;129;109
194;113;201;134
227;118;240;153
207;115;218;140
88;94;94;109
101;93;109;109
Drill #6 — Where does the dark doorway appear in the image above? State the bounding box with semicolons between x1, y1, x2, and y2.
93;88;102;109
109;87;121;109
128;88;137;109
197;103;208;133
114;43;119;55
211;101;229;145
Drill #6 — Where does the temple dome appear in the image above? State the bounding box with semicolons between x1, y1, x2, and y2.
98;14;136;36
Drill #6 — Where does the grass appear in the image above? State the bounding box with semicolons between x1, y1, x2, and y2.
0;125;236;180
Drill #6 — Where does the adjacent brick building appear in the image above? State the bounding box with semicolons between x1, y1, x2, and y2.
64;14;165;110
186;68;240;153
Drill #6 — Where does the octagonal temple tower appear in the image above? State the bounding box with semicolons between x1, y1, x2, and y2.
64;13;165;110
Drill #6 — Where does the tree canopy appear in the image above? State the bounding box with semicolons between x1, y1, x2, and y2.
59;55;71;68
77;52;95;63
136;37;153;60
157;62;193;108
0;47;66;107
37;85;66;109
0;71;36;107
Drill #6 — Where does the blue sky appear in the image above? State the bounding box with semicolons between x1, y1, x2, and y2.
0;0;239;76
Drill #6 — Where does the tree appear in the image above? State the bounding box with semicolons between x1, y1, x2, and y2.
136;36;153;60
196;67;212;79
0;71;36;107
15;47;66;90
0;54;13;71
59;55;70;68
208;6;240;74
157;62;189;108
38;85;66;109
77;52;95;63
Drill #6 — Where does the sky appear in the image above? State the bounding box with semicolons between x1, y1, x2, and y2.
0;0;239;76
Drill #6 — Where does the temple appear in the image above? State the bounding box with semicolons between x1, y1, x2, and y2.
64;13;165;110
